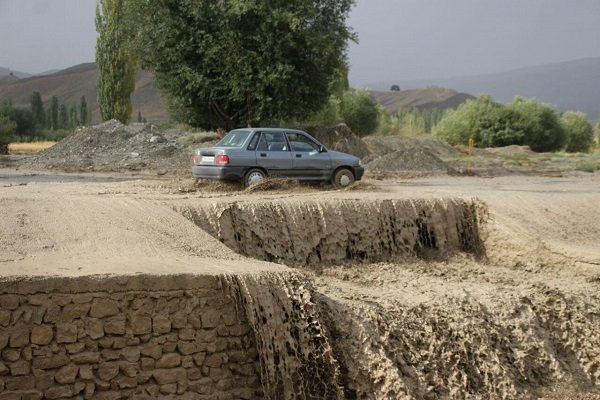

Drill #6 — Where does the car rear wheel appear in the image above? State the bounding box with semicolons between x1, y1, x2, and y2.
333;168;355;188
244;168;266;187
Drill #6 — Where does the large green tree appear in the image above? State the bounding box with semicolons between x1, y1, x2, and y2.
95;0;137;124
137;0;356;129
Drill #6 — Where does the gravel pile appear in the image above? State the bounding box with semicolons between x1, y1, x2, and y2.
22;120;217;173
308;124;371;159
363;136;456;175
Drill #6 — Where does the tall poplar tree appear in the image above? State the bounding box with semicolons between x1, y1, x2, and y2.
95;0;137;124
59;104;69;129
79;96;88;126
50;96;59;130
30;91;45;127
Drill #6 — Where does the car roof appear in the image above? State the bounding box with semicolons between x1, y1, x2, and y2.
231;127;306;133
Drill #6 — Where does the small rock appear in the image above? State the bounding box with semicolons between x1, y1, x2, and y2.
55;364;78;384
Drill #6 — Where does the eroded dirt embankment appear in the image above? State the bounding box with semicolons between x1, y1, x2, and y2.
177;198;485;267
2;175;600;399
176;195;600;399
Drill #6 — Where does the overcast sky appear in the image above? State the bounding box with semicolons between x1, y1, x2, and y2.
1;0;599;85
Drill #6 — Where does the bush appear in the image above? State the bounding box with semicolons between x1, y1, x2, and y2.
434;95;568;151
561;111;594;152
378;108;444;137
304;96;342;127
507;97;566;152
433;96;509;145
340;89;379;137
0;115;16;154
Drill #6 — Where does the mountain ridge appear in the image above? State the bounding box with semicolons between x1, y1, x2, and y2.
365;57;600;120
0;63;470;123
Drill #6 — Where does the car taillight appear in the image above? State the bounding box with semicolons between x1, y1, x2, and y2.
216;155;230;165
193;153;200;165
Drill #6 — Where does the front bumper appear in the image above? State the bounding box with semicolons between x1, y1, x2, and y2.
355;166;365;180
192;165;246;181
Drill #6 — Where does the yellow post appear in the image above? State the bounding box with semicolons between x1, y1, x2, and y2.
467;138;475;174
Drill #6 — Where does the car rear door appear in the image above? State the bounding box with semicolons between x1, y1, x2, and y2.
286;132;332;179
255;131;293;176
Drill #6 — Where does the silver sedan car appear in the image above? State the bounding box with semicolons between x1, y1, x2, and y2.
192;128;365;187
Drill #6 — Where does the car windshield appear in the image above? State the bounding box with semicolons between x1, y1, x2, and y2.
216;130;251;147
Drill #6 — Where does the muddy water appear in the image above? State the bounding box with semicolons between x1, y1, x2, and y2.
223;272;342;400
179;198;600;399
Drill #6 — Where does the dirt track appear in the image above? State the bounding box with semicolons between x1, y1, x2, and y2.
1;168;599;399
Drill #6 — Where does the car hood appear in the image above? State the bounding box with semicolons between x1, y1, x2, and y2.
328;150;361;164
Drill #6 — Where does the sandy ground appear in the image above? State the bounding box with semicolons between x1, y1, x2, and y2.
1;167;599;398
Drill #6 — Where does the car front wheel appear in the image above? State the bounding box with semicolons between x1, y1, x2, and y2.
333;168;355;188
244;168;266;187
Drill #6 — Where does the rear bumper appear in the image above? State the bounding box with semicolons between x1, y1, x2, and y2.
192;165;246;181
355;166;365;180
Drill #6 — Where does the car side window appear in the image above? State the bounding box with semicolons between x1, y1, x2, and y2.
257;132;288;152
287;133;320;152
247;133;260;150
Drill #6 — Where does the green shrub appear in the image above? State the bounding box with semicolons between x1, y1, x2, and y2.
575;162;597;173
340;89;379;137
433;95;506;145
0;115;16;154
378;108;444;136
304;96;342;127
560;111;593;153
507;97;566;152
476;107;526;147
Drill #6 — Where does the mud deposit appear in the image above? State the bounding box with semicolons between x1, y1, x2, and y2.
177;196;600;399
178;198;485;267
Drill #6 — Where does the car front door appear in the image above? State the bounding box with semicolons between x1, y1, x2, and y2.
255;131;293;176
286;132;332;179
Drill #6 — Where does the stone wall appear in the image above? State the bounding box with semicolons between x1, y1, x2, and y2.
0;275;262;400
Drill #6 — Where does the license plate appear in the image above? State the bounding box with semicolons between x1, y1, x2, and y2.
202;156;215;163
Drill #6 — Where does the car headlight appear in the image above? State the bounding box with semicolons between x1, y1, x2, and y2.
358;159;363;167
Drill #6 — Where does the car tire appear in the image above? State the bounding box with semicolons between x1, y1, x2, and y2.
244;168;266;187
333;168;355;188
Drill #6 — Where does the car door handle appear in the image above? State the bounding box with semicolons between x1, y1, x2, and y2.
295;154;302;158
260;153;267;157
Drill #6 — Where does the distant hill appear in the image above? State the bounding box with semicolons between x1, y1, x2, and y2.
0;63;166;123
369;87;475;114
0;66;31;79
368;58;600;120
0;62;475;124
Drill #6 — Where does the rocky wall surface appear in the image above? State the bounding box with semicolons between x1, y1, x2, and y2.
0;271;341;400
178;198;485;267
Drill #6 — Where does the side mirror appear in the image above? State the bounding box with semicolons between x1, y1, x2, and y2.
319;145;327;153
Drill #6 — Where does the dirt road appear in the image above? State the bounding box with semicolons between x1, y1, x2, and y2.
1;169;599;399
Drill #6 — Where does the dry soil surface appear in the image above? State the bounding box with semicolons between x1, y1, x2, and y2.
1;168;599;399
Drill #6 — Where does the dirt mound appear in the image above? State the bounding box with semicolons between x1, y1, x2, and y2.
307;124;371;159
20;120;216;173
361;136;457;175
365;148;452;175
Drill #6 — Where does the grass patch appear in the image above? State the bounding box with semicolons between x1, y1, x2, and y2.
575;162;597;173
9;141;56;154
